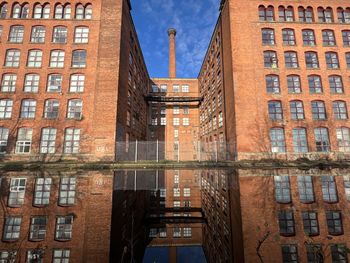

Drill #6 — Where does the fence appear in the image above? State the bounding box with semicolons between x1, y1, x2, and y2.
115;141;236;162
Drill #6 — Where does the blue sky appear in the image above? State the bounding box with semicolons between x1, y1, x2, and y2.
131;0;220;78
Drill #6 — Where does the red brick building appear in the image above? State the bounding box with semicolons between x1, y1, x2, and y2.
0;0;149;162
199;0;350;160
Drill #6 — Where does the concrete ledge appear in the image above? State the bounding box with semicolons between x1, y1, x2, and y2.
1;159;350;172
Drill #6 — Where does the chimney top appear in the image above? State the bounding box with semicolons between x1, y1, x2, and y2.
167;28;177;36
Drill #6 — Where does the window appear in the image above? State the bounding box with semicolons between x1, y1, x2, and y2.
0;251;17;262
182;85;189;92
8;25;24;43
287;75;301;93
3;217;21;241
305;52;319;68
33;178;52;206
292;128;308;153
329;75;343;94
75;4;84;19
151;85;158;92
268;101;283;120
0;99;13;119
290;101;304;120
279;6;294;22
182;118;189;126
302;211;319;236
160;117;166;125
85;4;92;19
299;6;313;22
270;128;286;153
264;51;278;68
338;8;350;23
1;74;16;92
302;29;316;45
183;106;189;115
160;84;167;93
173;188;180;197
333;101;348;120
70;74;85;92
31;26;45;43
20;99;36;118
24;74;40;92
274;176;291;203
322;30;336;46
344;176;350;201
0;127;9;153
337;127;350;152
259;5;274;21
55;4;71;19
306;244;323;263
321;176;338;202
298;176;314;202
311;101;326;120
308;75;323;93
27;50;43;68
40;128;57;154
173;85;180;92
281;245;298;263
59;177;76;205
284;51;298;68
0;26;2;40
33;4;42;19
52;26;67;43
67;99;82;119
184;188;190;197
74;26;89;43
50;50;65;68
15;128;32;153
8;178;26;207
173;118;180;126
218;112;223;127
331;244;348;263
314;128;330;152
173;106;180;115
326;52;340;69
0;3;7;18
53;249;70;263
278;210;295;236
29;216;47;241
347;53;350;68
266;75;280;93
42;4;50;19
342;30;350;46
282;29;295;45
55;216;73;241
64;128;80;154
4;49;20;67
318;7;333;23
326;211;343;235
72;50;86;68
44;100;59;119
27;250;44;263
262;28;275;45
173;227;181;237
47;74;62;92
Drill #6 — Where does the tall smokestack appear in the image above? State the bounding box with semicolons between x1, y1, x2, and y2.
168;28;177;78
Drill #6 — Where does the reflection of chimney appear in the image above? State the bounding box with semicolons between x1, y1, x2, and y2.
168;28;177;78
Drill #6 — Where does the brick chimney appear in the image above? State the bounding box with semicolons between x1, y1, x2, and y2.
167;28;177;78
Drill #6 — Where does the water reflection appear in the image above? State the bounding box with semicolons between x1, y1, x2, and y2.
0;169;350;262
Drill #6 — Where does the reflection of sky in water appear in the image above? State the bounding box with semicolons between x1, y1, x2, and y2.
143;247;207;263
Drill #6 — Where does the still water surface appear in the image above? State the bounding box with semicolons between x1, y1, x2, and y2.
0;168;349;263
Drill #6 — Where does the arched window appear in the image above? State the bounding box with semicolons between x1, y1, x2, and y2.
64;128;81;154
85;4;92;19
67;99;83;119
314;127;330;152
308;75;323;93
20;99;37;119
336;127;350;152
0;99;13;118
284;51;298;68
322;29;336;46
259;5;274;21
11;3;21;18
292;128;308;153
21;3;29;18
64;4;71;19
342;30;350;46
287;75;301;93
337;7;350;23
263;50;278;68
302;29;316;45
325;52;339;69
43;99;59;119
265;74;280;93
33;3;42;18
329;75;343;94
279;6;294;21
282;28;295;45
0;127;9;153
298;6;313;22
270;128;286;153
1;73;17;92
332;101;348;120
40;127;57;153
0;2;8;18
75;4;84;19
42;3;50;19
268;100;283;120
311;101;326;120
318;7;333;22
305;51;319;68
261;28;275;45
54;4;63;19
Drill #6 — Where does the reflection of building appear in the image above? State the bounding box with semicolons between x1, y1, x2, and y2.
0;171;113;262
239;169;350;262
0;0;148;161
